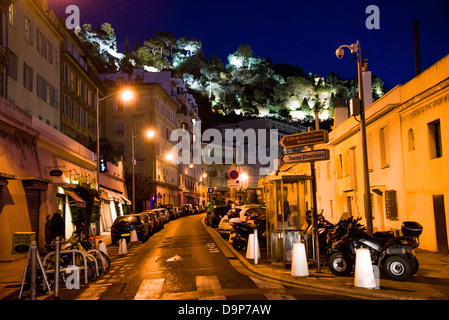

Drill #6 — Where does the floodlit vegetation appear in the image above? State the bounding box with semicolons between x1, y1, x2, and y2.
76;23;386;126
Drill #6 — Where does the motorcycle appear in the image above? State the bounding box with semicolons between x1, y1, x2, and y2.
327;220;423;281
229;216;267;251
301;211;336;258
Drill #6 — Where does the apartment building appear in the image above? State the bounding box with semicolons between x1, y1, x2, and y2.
6;0;62;129
310;54;449;253
100;69;201;211
59;20;105;148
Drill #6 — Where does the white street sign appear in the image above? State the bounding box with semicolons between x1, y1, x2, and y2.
280;149;330;163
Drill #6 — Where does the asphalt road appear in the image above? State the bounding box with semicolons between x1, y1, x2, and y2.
51;213;361;301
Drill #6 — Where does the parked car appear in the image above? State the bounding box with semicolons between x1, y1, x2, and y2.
146;210;164;231
181;204;193;215
172;207;181;219
111;213;151;244
142;211;156;234
206;205;230;228
153;208;170;223
192;204;200;214
218;205;266;238
161;204;174;220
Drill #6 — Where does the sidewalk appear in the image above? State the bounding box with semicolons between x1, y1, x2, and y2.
0;232;112;300
205;224;449;300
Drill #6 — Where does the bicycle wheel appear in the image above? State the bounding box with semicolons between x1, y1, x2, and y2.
99;252;110;271
86;260;97;282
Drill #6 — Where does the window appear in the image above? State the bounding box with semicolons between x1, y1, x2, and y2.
62;63;70;85
36;74;56;107
336;154;343;179
379;126;390;168
8;4;14;27
23;63;33;91
36;29;54;63
7;50;18;80
385;190;399;220
408;128;415;151
116;122;125;136
37;74;47;101
25;18;33;44
429;119;442;159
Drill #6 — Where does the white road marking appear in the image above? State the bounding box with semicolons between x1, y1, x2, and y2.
250;277;296;300
196;275;226;300
134;279;165;300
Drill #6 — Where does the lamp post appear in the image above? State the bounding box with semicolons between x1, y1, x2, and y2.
96;87;134;191
132;129;155;213
336;40;373;233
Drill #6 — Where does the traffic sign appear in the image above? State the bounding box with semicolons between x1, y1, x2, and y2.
207;187;215;194
280;130;329;149
228;180;240;188
280;149;330;164
228;169;239;180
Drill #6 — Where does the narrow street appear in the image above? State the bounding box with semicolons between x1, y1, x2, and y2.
55;214;360;301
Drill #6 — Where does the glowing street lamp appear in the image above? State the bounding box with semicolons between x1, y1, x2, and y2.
94;87;134;247
96;87;135;190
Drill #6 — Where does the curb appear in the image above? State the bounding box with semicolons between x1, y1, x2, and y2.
202;218;424;300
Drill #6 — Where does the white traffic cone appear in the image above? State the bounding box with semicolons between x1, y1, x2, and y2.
354;248;376;289
246;233;260;260
130;230;139;244
98;241;108;256
291;242;309;277
118;238;128;255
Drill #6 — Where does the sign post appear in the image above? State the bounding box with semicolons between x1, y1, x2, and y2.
280;129;329;272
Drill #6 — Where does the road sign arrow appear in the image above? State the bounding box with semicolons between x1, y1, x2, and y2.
280;130;329;149
166;255;183;262
281;149;330;164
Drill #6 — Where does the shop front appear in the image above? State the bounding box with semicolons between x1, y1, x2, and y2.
261;172;313;265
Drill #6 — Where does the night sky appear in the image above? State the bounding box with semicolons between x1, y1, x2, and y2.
47;0;449;89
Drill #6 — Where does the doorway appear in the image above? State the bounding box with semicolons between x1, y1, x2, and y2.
433;195;449;254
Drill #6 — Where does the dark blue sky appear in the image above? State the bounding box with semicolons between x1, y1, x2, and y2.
47;0;449;89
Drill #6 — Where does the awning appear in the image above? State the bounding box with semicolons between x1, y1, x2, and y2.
101;188;129;204
65;190;86;208
99;191;111;204
120;195;132;205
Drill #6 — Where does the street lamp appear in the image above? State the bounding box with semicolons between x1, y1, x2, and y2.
96;87;134;190
336;40;373;233
94;87;133;248
132;129;155;213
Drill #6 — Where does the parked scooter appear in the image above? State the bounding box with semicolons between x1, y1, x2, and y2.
230;216;267;251
301;210;336;257
327;220;423;281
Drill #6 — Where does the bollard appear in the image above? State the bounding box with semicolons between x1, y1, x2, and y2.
118;238;128;255
54;237;61;299
130;229;139;243
291;243;309;277
30;241;37;300
354;248;376;289
254;229;259;265
98;240;108;256
246;233;260;260
373;265;381;289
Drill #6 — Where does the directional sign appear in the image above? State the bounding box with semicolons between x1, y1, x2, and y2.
228;169;239;180
207;187;215;194
280;149;330;164
280;130;329;149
